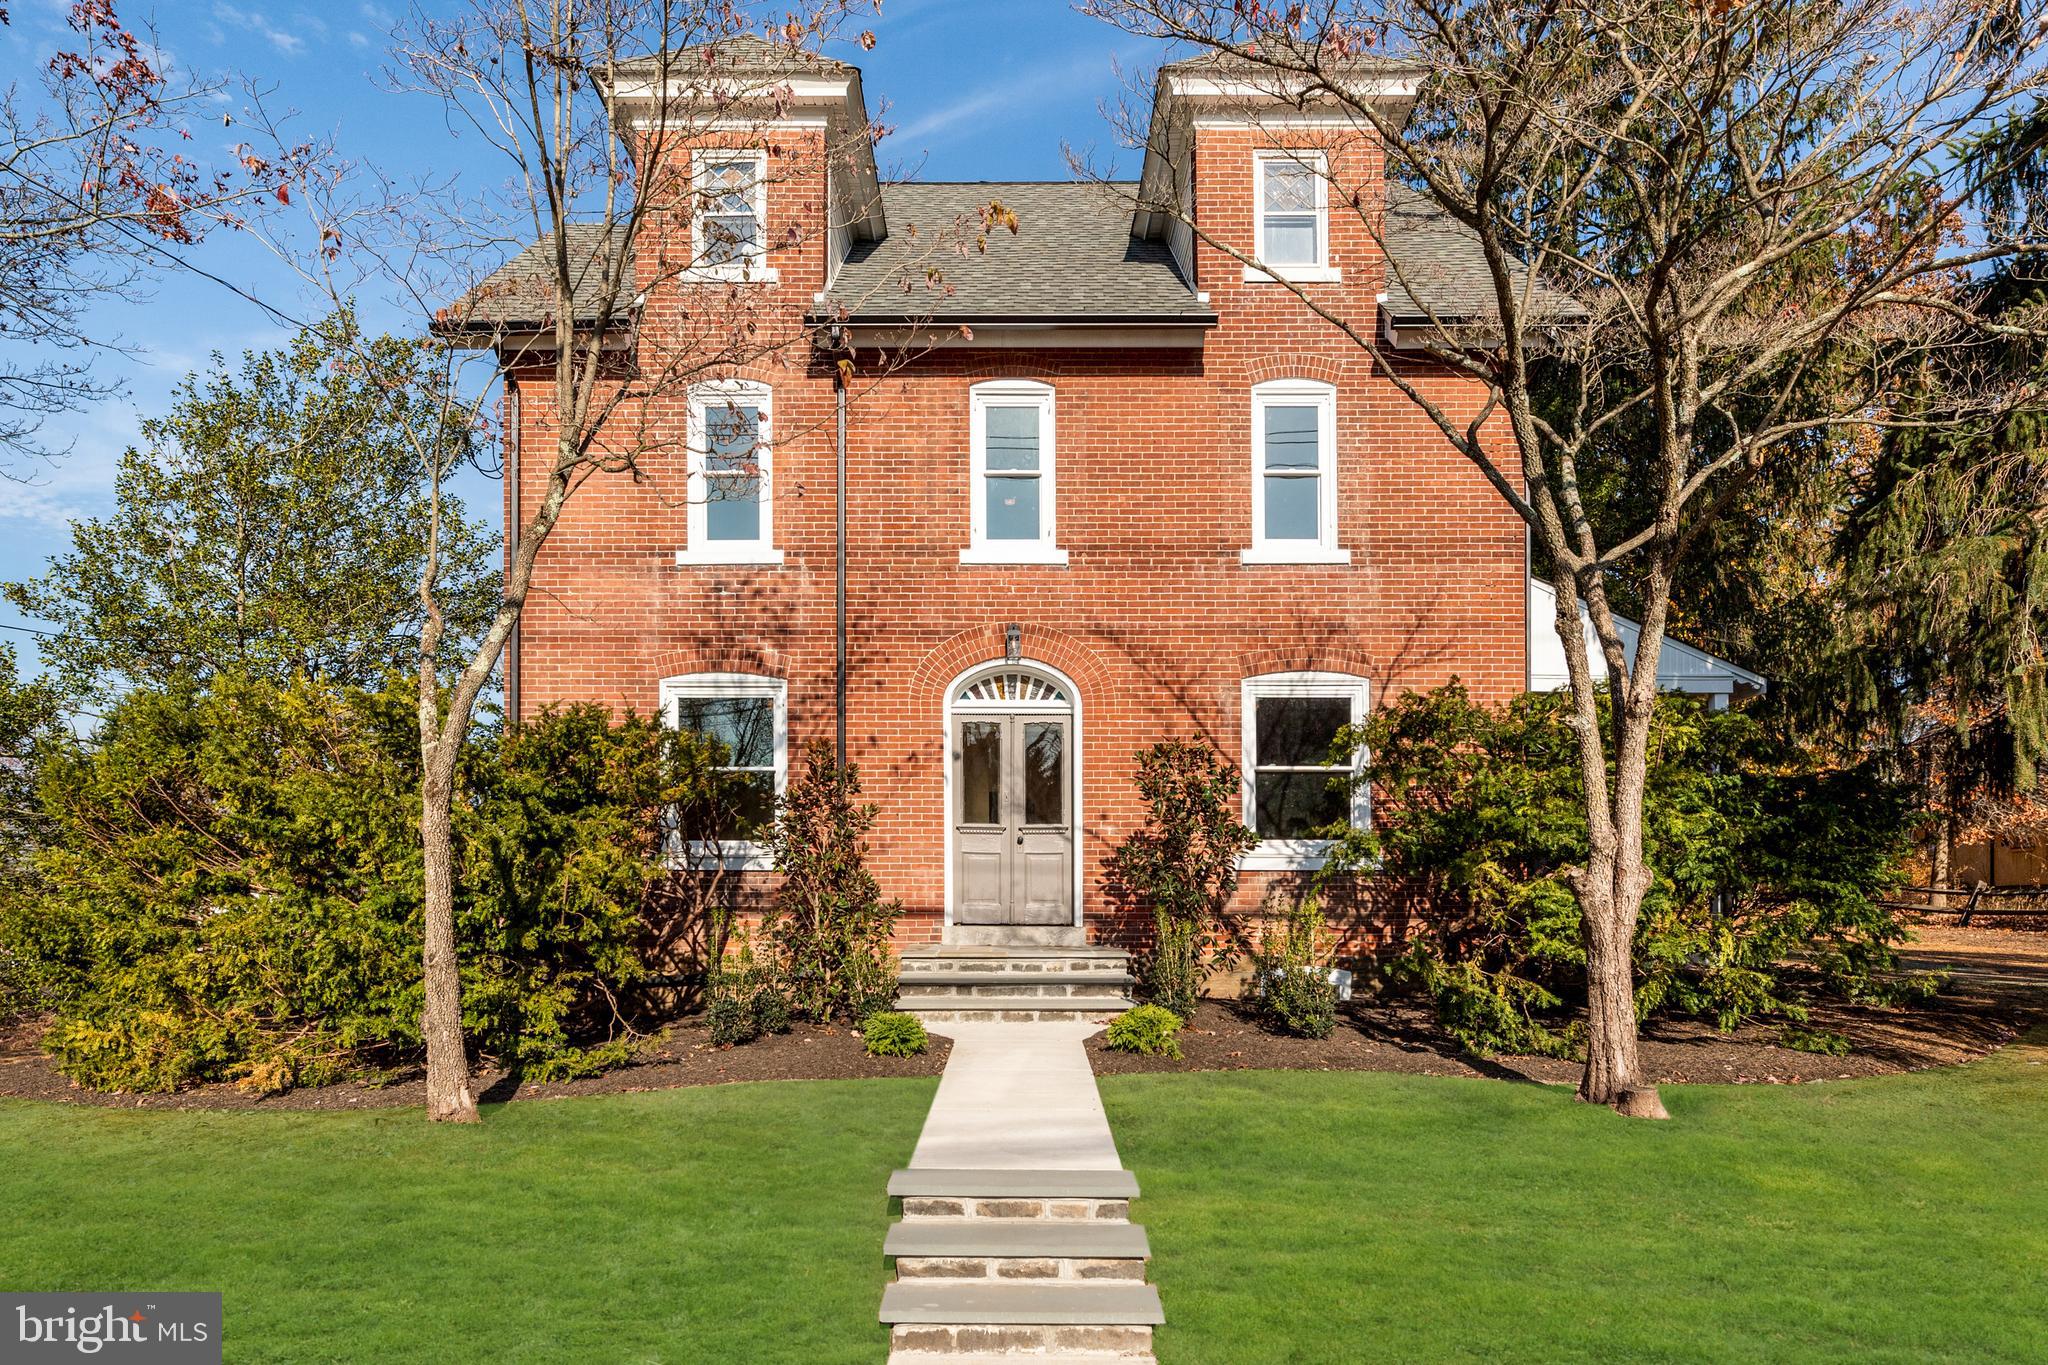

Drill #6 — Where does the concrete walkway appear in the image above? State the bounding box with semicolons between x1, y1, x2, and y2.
909;1021;1122;1171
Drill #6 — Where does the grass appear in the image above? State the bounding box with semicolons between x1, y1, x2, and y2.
0;1078;936;1364
1102;1035;2048;1364
5;1044;2044;1363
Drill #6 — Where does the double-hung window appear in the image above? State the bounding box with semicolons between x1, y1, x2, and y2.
962;379;1066;565
1244;379;1346;564
1248;151;1339;283
663;673;787;870
694;151;775;280
1241;672;1370;870
680;380;781;565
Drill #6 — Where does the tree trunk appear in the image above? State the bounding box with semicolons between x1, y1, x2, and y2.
1931;811;1954;908
419;753;479;1124
1575;848;1668;1119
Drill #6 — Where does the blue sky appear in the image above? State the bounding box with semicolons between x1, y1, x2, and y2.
0;0;1160;673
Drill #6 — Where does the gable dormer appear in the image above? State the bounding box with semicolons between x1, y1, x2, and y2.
1132;49;1421;302
602;36;885;296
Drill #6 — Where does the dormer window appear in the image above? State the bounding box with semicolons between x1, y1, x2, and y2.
1248;151;1341;284
694;151;775;281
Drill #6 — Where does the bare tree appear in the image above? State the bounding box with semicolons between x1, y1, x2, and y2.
0;1;311;469
1077;0;2048;1115
248;0;1012;1122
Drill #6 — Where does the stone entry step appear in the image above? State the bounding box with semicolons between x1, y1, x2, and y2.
899;947;1132;974
880;1281;1165;1326
899;974;1135;1000
896;997;1133;1023
894;946;1135;1024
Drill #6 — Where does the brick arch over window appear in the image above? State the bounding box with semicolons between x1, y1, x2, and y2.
687;362;788;388
954;354;1077;382
1243;354;1351;388
652;645;788;685
909;625;1110;713
1233;646;1378;687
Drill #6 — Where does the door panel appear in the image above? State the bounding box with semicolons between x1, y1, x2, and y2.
954;719;1009;924
1013;718;1072;924
952;710;1073;926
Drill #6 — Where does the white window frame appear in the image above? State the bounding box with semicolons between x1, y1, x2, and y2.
961;379;1068;566
661;673;788;871
678;379;783;567
1240;672;1371;870
1246;150;1342;284
1243;379;1348;565
690;150;778;283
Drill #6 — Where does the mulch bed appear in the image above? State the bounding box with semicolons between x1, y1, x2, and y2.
0;1017;950;1112
1089;929;2048;1086
5;928;2041;1109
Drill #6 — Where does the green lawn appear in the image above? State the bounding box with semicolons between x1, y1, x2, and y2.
4;1046;2043;1364
1104;1035;2048;1365
0;1078;937;1364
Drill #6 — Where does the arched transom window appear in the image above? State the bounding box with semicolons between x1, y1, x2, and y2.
954;669;1071;709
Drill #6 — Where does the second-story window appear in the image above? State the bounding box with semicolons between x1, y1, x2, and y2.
1244;379;1347;565
1250;151;1339;284
695;151;769;277
679;380;782;566
963;379;1066;566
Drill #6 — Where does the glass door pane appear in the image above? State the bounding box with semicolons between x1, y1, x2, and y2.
959;720;1003;824
1022;720;1065;826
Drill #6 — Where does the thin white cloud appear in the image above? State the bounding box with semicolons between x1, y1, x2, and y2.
894;86;1011;145
892;41;1152;148
213;3;306;56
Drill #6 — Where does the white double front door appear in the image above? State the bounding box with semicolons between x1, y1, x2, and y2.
952;706;1072;926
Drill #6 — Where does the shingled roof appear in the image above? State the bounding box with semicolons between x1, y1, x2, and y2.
445;182;1566;337
822;181;1213;326
436;225;632;335
609;34;856;78
1380;185;1579;326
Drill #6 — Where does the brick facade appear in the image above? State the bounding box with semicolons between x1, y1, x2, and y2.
503;78;1528;956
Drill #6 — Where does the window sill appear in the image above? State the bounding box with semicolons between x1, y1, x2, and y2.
1240;546;1352;566
1243;263;1343;284
675;546;785;567
960;544;1070;567
674;841;773;872
1240;840;1335;872
681;265;781;285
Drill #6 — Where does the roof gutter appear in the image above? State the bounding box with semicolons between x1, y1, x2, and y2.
806;312;1219;330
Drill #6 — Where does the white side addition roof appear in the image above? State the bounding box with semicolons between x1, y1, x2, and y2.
1528;578;1767;707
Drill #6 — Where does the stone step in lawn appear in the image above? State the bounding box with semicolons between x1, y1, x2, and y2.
889;1169;1139;1224
888;1218;1150;1283
886;1354;1155;1365
890;1170;1138;1225
880;1285;1163;1326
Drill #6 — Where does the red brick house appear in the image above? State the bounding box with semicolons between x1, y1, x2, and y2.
471;42;1542;955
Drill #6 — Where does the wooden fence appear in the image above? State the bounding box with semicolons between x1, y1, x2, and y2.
1879;885;2048;926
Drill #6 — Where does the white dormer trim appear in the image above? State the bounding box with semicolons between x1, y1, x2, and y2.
1164;71;1423;103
